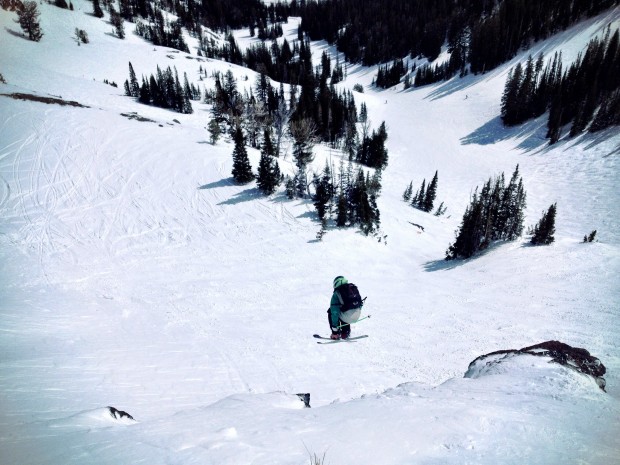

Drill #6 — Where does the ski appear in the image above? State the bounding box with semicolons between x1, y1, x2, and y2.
313;334;368;344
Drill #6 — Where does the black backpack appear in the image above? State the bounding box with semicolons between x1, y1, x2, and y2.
336;283;363;311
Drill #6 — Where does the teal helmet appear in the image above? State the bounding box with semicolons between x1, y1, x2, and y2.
333;276;348;289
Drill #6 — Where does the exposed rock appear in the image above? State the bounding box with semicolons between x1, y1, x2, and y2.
467;340;606;391
108;406;135;421
296;393;311;408
0;92;89;108
1;0;23;11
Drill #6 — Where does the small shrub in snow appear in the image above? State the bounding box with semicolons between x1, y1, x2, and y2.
74;28;88;45
583;230;597;243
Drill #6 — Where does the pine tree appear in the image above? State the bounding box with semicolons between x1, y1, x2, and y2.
313;163;334;221
285;176;295;199
423;171;438;212
182;73;194;114
290;118;317;169
446;192;485;260
501;63;522;125
16;1;43;42
92;0;104;18
411;189;419;207
256;131;281;195
531;203;557;245
446;166;527;259
402;181;413;202
128;62;140;98
138;77;151;104
110;6;125;39
414;179;426;209
231;127;255;184
434;201;446;216
208;119;221;144
336;192;348;227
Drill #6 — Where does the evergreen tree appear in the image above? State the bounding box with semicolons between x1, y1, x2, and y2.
256;130;280;195
531;203;557;245
501;63;523;125
16;1;43;42
423;171;438;212
285;176;295;199
446;192;485;260
357;121;388;169
336;192;348;227
402;181;413;202
93;0;104;18
293;168;309;198
414;179;426;209
359;102;368;125
138;77;151;103
290;118;317;169
110;6;125;39
180;73;193;114
313;163;334;221
500;30;620;142
446;165;527;259
128;62;140;98
434;201;447;216
499;165;527;240
208;119;221;144
231;127;255;184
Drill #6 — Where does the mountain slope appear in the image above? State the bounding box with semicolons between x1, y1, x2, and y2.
1;2;619;464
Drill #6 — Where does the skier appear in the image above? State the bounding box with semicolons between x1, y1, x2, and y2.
328;276;363;340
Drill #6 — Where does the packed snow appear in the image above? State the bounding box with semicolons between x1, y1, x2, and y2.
1;3;619;464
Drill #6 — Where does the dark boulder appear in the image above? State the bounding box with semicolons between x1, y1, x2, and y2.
108;406;135;421
467;340;606;391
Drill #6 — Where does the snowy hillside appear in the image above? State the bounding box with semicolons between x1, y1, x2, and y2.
1;2;619;464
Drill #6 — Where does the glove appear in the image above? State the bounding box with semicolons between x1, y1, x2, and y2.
330;327;341;340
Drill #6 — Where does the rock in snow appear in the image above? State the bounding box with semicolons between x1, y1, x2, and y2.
466;340;606;391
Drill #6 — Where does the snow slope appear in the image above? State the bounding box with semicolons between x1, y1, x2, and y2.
1;3;619;464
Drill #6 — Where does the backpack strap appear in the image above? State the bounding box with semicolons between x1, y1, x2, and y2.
335;289;344;306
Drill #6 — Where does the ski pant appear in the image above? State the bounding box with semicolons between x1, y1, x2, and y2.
327;310;350;338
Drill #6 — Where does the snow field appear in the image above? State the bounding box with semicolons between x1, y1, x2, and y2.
1;2;619;464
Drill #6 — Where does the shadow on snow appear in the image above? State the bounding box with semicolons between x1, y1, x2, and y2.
461;115;550;153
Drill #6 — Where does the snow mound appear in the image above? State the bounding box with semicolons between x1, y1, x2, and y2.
465;340;607;391
195;391;309;412
48;407;137;429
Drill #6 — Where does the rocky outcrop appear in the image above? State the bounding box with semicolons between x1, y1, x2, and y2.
108;406;135;421
296;393;311;408
467;340;606;391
